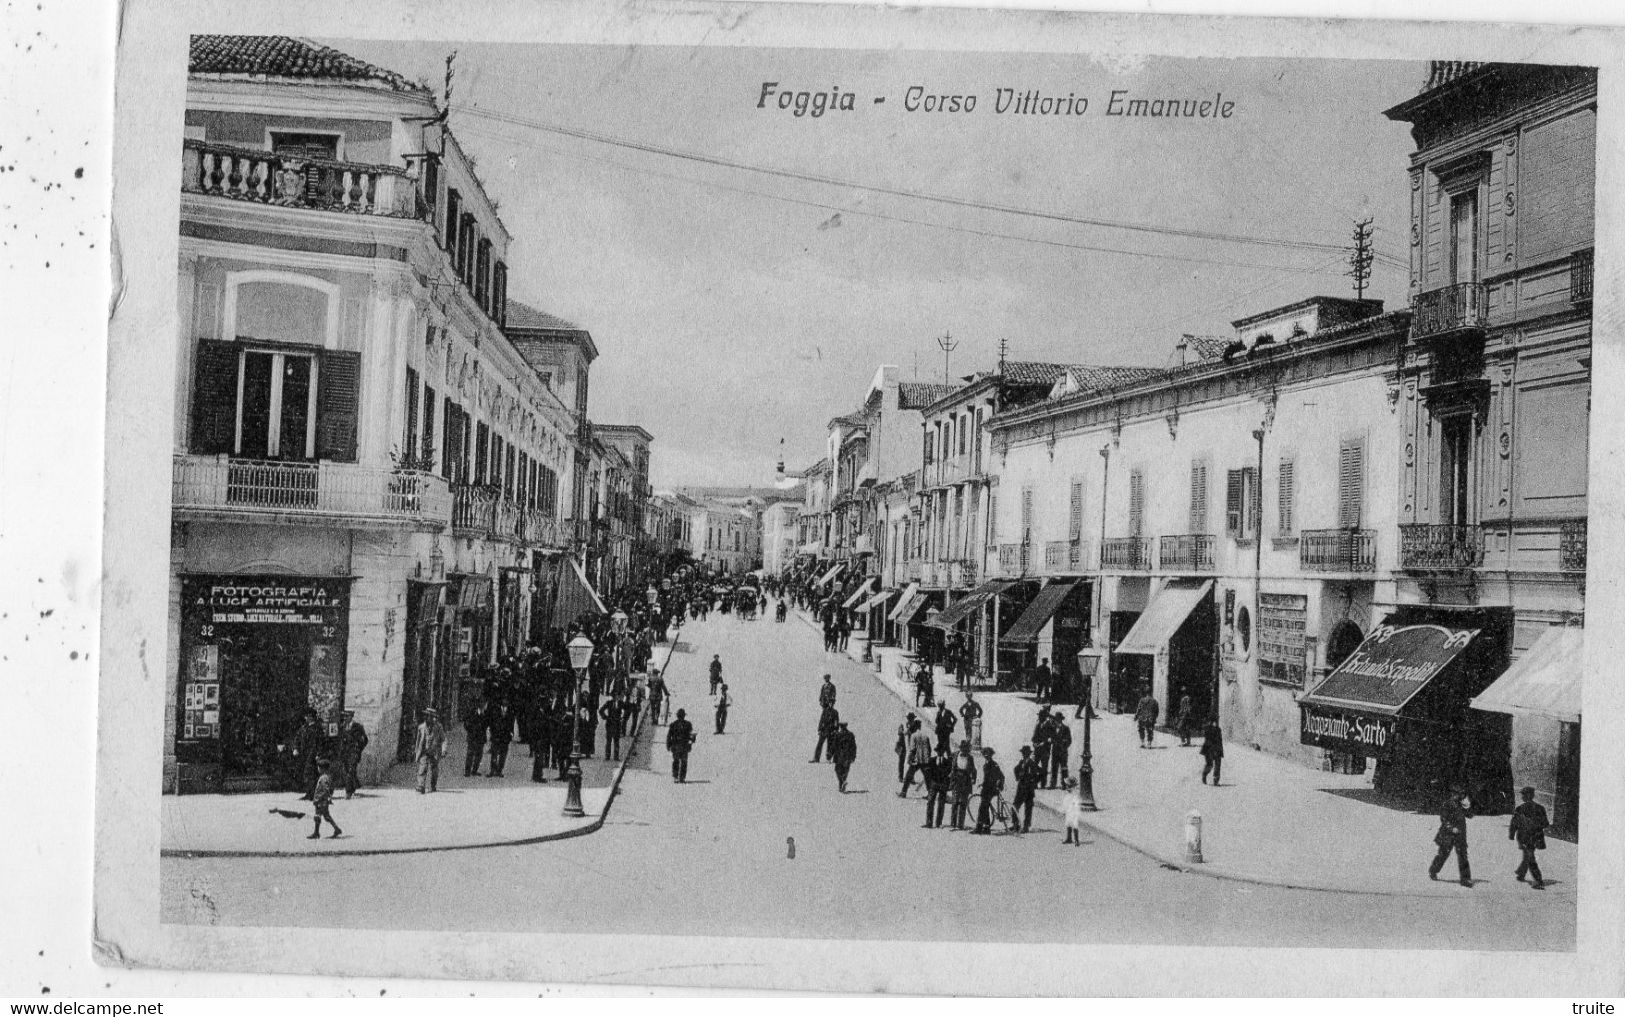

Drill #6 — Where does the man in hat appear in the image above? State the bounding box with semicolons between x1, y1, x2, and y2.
894;713;915;783
462;695;490;777
922;744;952;828
934;701;958;755
337;710;368;799
1428;786;1473;887
813;703;840;763
709;655;724;696
487;695;517;778
900;717;933;797
291;708;323;799
413;707;446;794
1509;786;1550;890
714;684;731;735
666;708;696;783
973;748;1005;834
1012;745;1043;833
818;674;838;710
830;721;858;792
1045;713;1073;789
948;739;978;830
1134;689;1161;748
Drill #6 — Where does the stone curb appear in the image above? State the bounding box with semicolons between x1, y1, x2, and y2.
796;609;1575;901
161;623;687;861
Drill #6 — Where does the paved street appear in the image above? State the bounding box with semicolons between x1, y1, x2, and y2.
162;605;1574;951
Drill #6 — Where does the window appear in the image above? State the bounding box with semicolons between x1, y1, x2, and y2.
189;340;358;463
403;367;419;462
1128;469;1145;538
458;214;476;283
958;415;968;457
476;238;492;311
493;261;508;327
1225;467;1259;538
1068;480;1085;541
505;444;516;500
1189;460;1209;534
1439;418;1472;527
421;385;436;472
1449;190;1478;286
1276;458;1296;536
268;131;339;160
923;431;934;465
1338;439;1365;528
444;189;461;258
475;423;489;484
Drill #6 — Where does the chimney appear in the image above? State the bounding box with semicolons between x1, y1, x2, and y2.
1177;335;1192;368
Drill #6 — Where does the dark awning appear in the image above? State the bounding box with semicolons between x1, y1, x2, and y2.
1299;615;1483;717
887;583;922;621
1000;581;1077;645
551;558;606;628
924;579;1015;630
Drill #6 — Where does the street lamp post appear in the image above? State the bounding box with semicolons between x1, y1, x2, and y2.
1075;648;1103;811
562;634;595;818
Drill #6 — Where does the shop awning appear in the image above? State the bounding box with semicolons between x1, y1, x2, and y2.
925;579;1015;630
887;583;922;621
453;574;493;610
815;564;845;588
1470;625;1582;723
1000;581;1077;645
1300;615;1484;716
551;558;607;628
1116;579;1213;656
842;577;877;609
857;588;894;613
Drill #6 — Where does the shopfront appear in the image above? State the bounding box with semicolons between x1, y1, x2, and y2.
174;575;350;793
1299;605;1514;810
999;580;1090;702
1113;579;1215;721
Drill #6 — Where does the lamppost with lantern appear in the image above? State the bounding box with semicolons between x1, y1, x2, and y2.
1074;647;1104;811
562;633;595;818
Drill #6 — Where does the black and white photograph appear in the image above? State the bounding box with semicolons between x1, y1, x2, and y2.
23;0;1623;999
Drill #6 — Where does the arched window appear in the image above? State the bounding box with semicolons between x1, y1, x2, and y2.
1326;619;1365;671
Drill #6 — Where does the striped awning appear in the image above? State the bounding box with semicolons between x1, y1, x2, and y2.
925;579;1015;630
857;589;895;612
887;583;922;621
842;577;876;609
815;564;845;588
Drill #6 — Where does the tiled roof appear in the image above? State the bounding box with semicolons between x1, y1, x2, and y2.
189;36;428;95
1066;365;1166;390
897;382;961;409
998;361;1073;386
1179;335;1233;362
504;299;583;333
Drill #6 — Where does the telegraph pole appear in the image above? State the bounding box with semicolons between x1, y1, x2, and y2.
1348;218;1374;300
936;331;959;384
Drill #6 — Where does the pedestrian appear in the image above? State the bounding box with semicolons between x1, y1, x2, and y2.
831;722;858;792
714;684;731;735
818;674;837;710
923;746;952;828
337;710;368;799
1031;707;1053;782
934;702;958;755
1509;786;1549;890
1199;717;1224;785
667;708;696;782
600;696;627;760
1428;787;1474;887
292;708;322;799
552;703;574;780
1046;714;1072;789
894;715;913;783
1034;657;1053;702
915;662;935;708
1012;745;1042;833
307;758;342;840
413;707;446;794
709;654;723;696
577;699;598;758
1134;690;1160;748
1063;785;1085;845
960;693;984;753
837;611;852;652
648;669;666;726
900;718;933;797
812;704;840;763
487;698;516;777
973;748;1004;835
1175;693;1196;747
949;739;977;830
462;696;490;777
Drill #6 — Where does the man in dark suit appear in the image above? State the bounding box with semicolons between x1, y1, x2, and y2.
923;746;952;828
1428;788;1473;887
948;740;977;830
666;708;696;782
1030;708;1053;788
830;722;858;792
599;697;628;761
1510;785;1549;889
337;710;368;799
1046;714;1072;789
463;697;490;777
812;704;840;763
1012;745;1042;833
818;675;838;710
487;698;516;777
973;748;1005;834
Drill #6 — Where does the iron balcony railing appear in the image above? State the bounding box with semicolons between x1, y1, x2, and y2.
1159;534;1216;572
181;140;420;218
173;454;450;525
1411;282;1487;339
1043;539;1090;572
1572;248;1595;304
1100;537;1151;571
997;543;1022;575
1398;523;1484;570
1299;528;1378;573
1560;518;1587;573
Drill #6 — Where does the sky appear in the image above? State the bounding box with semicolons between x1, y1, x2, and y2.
330;39;1425;488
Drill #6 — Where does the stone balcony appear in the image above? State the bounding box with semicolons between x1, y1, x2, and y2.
181;139;422;219
173;454;449;529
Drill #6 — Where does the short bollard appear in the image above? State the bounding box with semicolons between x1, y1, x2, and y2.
1184;810;1204;864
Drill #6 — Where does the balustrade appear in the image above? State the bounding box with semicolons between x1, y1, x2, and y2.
173;454;450;525
1158;534;1215;572
1299;528;1377;573
1398;523;1483;570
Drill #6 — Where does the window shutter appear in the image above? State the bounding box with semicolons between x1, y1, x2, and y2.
189;339;239;455
1020;487;1033;541
1069;480;1084;540
1338;441;1364;528
441;399;457;480
314;349;360;463
421;385;436;469
444;189;460;256
1129;469;1145;538
403;367;419;461
1247;467;1261;536
1189;461;1208;534
1278;458;1295;535
1225;469;1244;537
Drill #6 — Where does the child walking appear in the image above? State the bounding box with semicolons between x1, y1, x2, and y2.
308;758;343;840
